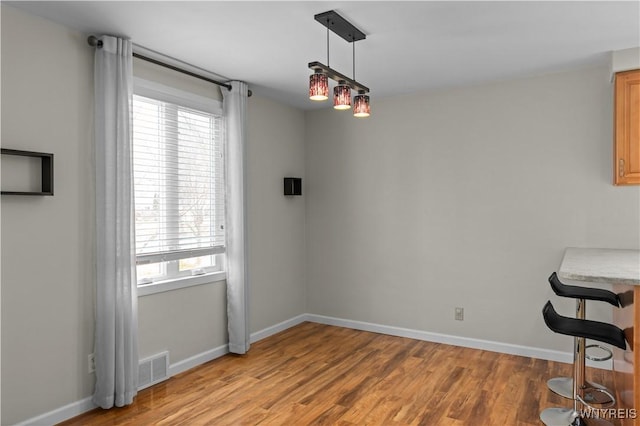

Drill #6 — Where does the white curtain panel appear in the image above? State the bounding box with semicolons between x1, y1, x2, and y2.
93;35;138;408
223;81;250;354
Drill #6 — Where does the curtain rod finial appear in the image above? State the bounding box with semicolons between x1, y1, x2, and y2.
87;35;103;48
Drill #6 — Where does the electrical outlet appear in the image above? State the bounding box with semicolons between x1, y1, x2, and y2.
88;353;95;374
455;307;464;321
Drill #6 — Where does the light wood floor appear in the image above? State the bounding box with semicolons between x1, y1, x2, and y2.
59;322;615;425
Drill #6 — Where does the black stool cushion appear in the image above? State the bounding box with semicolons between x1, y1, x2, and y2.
542;301;627;350
549;272;619;307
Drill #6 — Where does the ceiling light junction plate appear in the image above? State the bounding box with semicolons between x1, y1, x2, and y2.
314;10;366;42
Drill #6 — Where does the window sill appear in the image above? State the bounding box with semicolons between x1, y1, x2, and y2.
137;271;226;297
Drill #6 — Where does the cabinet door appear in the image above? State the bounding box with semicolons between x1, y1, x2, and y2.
615;69;640;185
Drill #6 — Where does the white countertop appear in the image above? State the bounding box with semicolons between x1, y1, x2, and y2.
558;247;640;286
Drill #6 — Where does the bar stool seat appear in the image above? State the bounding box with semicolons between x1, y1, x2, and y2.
541;301;627;426
542;301;626;350
547;273;620;404
548;273;619;307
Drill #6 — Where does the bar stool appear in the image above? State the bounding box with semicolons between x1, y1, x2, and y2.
547;272;620;404
540;301;627;426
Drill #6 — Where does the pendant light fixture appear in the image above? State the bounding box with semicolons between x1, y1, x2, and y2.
350;35;370;118
334;81;351;110
309;70;329;101
353;91;370;117
308;10;371;118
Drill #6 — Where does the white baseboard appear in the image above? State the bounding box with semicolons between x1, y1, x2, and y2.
15;312;610;425
168;344;229;377
168;314;308;378
19;344;234;425
14;396;96;426
250;313;308;343
305;313;612;370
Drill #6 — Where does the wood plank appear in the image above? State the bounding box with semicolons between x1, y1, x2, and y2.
58;322;617;426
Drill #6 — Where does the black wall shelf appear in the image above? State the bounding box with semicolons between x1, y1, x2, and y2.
1;148;54;196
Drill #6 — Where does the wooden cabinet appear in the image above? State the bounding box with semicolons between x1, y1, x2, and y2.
614;69;640;185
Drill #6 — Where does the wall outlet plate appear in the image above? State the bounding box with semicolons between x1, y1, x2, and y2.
455;307;464;321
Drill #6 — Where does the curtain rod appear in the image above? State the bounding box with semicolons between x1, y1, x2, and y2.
87;35;252;97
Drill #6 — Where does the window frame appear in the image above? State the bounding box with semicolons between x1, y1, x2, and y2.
132;78;226;296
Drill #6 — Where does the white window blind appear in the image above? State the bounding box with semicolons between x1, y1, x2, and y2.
132;93;225;272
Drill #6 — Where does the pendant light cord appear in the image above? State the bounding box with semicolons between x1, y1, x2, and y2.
327;23;330;67
352;36;356;80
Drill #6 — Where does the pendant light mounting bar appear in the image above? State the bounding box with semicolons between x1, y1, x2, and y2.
314;10;366;43
308;61;369;93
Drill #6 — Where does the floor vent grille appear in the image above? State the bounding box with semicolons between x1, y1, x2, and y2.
138;351;169;390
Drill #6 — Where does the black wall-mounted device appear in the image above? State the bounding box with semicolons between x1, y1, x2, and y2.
284;177;302;196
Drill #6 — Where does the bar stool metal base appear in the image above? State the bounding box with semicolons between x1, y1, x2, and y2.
547;377;613;404
540;408;613;426
540;407;581;426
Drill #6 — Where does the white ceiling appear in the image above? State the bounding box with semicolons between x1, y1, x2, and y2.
7;1;640;110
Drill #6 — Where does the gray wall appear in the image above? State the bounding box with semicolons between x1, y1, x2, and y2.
304;65;640;352
3;3;639;425
247;96;307;332
1;6;95;424
1;5;306;424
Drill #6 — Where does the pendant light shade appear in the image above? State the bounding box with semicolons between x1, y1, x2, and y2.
333;81;351;110
309;71;329;101
353;91;370;117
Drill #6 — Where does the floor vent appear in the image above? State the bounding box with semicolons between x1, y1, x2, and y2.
138;351;169;390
